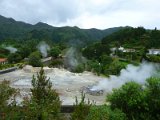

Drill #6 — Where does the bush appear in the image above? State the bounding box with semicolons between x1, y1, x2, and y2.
146;55;160;63
0;81;19;119
104;59;126;76
71;92;92;120
86;105;126;120
28;51;42;67
74;64;85;73
49;59;63;68
107;77;160;120
7;53;22;63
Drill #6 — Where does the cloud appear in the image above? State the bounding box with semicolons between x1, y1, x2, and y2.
0;0;160;29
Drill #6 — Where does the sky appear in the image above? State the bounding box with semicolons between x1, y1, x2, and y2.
0;0;159;29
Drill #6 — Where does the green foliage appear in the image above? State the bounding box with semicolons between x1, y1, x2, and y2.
28;51;42;67
145;77;160;119
74;63;85;73
0;81;16;108
82;42;111;60
49;59;63;68
24;68;61;120
0;15;122;44
100;55;113;65
0;80;19;119
0;47;10;57
102;27;146;46
71;92;92;120
107;77;160;120
17;45;31;59
86;105;126;120
0;63;14;70
49;46;61;58
87;60;102;75
101;26;160;49
7;52;22;63
104;59;126;76
149;29;160;48
84;57;127;76
146;55;160;63
107;82;145;119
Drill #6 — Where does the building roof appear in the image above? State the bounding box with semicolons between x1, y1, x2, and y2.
0;58;7;62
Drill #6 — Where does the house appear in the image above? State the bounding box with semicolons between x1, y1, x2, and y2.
118;46;124;51
148;49;160;55
0;58;7;64
123;48;136;53
118;46;135;53
110;46;136;57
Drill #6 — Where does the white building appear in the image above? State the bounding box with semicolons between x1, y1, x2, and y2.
123;48;136;53
118;46;124;51
148;49;160;55
118;46;135;53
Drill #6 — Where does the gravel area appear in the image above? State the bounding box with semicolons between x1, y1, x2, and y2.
0;66;106;105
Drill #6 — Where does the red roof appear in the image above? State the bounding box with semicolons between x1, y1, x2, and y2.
0;58;7;62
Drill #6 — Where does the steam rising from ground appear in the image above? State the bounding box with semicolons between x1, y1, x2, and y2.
92;62;159;92
5;46;17;53
37;41;50;57
0;62;159;105
64;47;86;71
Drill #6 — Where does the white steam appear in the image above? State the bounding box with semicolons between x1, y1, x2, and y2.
5;46;17;53
37;41;50;58
64;47;86;71
92;62;159;92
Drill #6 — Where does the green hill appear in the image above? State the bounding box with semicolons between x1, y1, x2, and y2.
0;15;122;44
102;26;160;48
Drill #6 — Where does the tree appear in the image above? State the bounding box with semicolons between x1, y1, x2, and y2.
7;52;22;63
0;80;19;119
28;51;42;67
104;59;126;76
87;60;102;75
107;82;146;120
83;42;111;59
71;92;92;120
24;68;61;120
100;55;112;65
49;47;61;58
86;105;126;120
17;46;31;59
145;77;160;119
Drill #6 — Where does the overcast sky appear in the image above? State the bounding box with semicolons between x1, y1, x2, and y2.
0;0;159;29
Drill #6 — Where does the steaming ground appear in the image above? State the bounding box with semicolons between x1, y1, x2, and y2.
37;41;50;57
0;62;159;105
2;45;17;53
0;66;106;105
92;62;159;92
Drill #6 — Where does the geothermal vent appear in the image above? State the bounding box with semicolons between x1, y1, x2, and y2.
80;85;104;96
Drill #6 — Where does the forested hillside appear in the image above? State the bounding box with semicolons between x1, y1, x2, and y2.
0;15;122;44
102;26;160;48
82;27;160;76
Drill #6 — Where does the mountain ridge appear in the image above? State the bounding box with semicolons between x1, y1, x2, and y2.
0;15;123;43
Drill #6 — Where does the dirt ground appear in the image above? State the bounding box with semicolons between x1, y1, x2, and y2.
0;66;107;105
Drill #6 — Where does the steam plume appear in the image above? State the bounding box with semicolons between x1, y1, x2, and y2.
64;47;86;71
5;46;17;53
92;62;159;92
37;41;50;58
